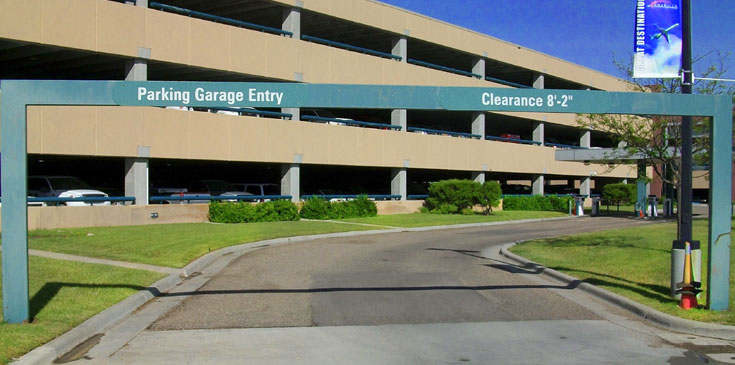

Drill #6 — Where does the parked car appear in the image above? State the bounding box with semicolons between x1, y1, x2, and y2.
222;183;280;202
168;179;234;204
214;106;261;117
28;176;110;206
301;109;352;126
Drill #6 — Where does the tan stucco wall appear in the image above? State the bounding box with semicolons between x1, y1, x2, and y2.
23;106;632;179
0;200;430;230
272;0;628;91
15;204;209;231
375;200;424;215
0;0;627;96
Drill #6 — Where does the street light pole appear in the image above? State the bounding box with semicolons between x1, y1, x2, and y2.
679;0;693;244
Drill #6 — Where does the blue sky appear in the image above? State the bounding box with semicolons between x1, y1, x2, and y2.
379;0;735;81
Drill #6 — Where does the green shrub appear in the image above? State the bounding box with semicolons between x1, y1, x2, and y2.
299;195;378;219
425;179;501;215
426;179;479;214
346;195;378;217
255;201;280;222
502;195;573;212
272;199;300;221
209;200;299;223
602;183;637;204
299;197;332;219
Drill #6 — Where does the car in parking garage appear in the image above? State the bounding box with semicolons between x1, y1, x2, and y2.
28;176;110;206
300;109;351;126
222;183;280;202
168;179;236;204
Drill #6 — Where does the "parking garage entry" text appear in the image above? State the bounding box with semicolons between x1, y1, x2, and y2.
136;87;284;105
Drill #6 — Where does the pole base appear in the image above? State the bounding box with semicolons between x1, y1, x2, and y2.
680;293;698;310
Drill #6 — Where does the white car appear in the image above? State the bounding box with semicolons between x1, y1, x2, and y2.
300;109;352;126
28;176;110;206
222;183;279;202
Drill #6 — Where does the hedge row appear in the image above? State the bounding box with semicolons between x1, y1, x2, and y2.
501;195;574;212
208;200;299;223
208;195;378;223
299;195;378;219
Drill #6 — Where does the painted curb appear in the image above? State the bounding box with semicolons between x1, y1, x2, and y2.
498;241;735;341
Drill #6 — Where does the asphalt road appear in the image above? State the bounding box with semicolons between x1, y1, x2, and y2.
76;216;734;364
151;217;650;330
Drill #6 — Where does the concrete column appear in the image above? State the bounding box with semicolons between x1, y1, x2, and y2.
533;73;545;89
532;175;544;195
392;109;407;132
283;107;300;121
125;156;149;205
391;168;407;200
472;172;485;184
472;58;485;79
282;7;301;38
125;50;149;205
281;163;300;203
125;60;147;81
125;47;149;81
532;121;544;145
392;36;407;62
580;130;591;148
580;177;591;196
472;113;485;137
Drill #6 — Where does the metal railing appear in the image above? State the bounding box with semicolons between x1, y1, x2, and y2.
484;76;533;89
301;34;402;61
407;194;428;200
485;135;542;145
1;196;136;205
149;2;293;37
407;127;481;139
544;142;588;149
301;115;402;130
150;195;292;203
210;107;292;119
301;194;401;201
407;59;482;79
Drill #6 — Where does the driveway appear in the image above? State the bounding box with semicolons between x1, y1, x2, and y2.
72;216;732;364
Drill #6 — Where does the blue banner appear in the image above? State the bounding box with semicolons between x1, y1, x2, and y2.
633;0;683;78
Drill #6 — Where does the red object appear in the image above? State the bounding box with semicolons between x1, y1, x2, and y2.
680;292;698;309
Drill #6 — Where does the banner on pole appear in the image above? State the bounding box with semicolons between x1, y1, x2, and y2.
633;0;683;78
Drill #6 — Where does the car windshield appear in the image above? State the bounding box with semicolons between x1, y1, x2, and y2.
48;177;91;190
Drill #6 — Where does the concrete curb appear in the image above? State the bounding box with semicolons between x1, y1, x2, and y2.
16;215;579;364
498;241;735;341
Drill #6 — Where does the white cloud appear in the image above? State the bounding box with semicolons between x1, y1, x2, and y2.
637;35;682;78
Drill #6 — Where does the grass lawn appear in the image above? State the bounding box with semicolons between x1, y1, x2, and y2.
341;210;568;228
509;218;735;324
20;212;569;268
0;256;164;364
24;221;383;268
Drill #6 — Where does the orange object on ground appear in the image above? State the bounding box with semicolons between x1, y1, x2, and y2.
677;242;700;310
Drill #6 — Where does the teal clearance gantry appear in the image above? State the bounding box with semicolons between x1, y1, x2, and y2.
1;80;732;323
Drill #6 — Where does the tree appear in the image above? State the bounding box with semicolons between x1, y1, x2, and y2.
578;51;734;202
